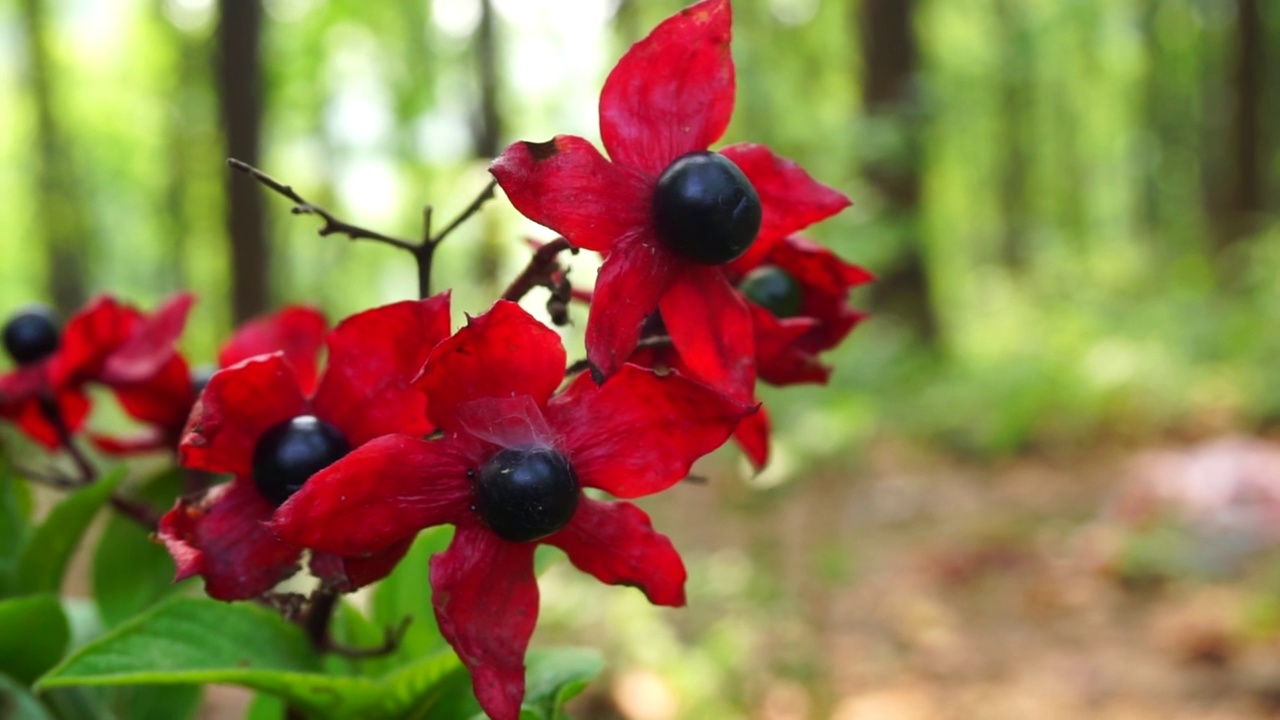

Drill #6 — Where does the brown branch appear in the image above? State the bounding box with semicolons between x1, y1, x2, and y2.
501;237;575;302
227;159;418;252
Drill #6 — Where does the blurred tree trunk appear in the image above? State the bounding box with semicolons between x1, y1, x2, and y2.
1217;0;1265;254
216;0;270;322
474;0;501;158
19;0;90;312
857;0;936;342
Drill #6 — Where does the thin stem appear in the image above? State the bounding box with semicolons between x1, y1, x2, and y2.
303;588;340;651
501;237;574;302
325;616;412;659
227;159;419;252
429;179;497;245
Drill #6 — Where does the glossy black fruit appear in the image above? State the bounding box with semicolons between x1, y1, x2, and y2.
739;265;803;318
475;447;579;543
653;151;761;265
252;415;350;506
3;305;60;365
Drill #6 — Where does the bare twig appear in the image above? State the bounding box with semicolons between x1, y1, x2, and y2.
229;159;500;299
325;616;413;660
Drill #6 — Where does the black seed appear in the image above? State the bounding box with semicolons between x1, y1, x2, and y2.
739;265;804;318
475;447;579;543
3;305;60;366
653;151;762;265
252;415;350;506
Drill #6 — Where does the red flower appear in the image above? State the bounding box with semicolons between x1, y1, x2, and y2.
491;0;848;402
93;305;328;455
157;297;451;601
0;294;193;449
269;301;747;720
733;235;873;386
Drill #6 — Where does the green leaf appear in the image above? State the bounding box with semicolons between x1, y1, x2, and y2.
0;673;55;720
370;526;452;662
92;471;186;627
36;597;451;719
244;692;285;720
516;649;604;720
15;468;126;595
0;459;34;597
108;684;201;720
0;595;69;684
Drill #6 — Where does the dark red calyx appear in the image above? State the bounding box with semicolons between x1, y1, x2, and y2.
653;151;761;265
739;265;803;318
475;447;579;543
252;415;350;506
3;305;60;366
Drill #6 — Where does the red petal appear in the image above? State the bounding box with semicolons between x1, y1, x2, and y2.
0;388;89;450
418;301;565;433
548;365;744;498
50;296;143;387
546;498;686;606
157;478;302;601
454;396;556;450
218;306;327;395
721;144;851;269
309;539;414;592
732;404;770;471
99;293;194;385
111;354;195;434
599;0;735;175
491;137;652;254
88;429;170;456
312;296;451;446
585;237;677;378
659;265;755;401
0;364;46;404
179;355;307;476
271;435;475;556
751;305;830;386
431;526;538;720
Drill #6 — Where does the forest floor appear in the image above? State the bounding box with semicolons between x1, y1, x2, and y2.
548;435;1280;720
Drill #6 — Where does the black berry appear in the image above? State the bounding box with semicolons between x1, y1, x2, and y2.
475;447;579;543
252;415;350;506
653;151;761;265
739;265;803;318
3;305;60;366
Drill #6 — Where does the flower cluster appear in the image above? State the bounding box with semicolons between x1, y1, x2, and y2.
0;2;867;718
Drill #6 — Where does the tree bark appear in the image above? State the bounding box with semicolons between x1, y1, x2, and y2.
1219;0;1264;252
19;0;90;312
216;0;270;322
858;0;936;341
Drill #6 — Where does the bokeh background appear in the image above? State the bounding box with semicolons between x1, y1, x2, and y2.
2;0;1280;717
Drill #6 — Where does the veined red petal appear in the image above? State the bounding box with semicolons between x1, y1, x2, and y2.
659;264;756;401
585;236;677;378
218;306;327;395
721;144;852;269
271;434;476;556
99;293;194;385
546;498;686;606
548;365;744;498
179;355;307;476
732;404;770;471
418;301;565;432
599;0;735;175
751;305;830;386
312;296;451;446
157;479;302;601
490;137;652;254
431;526;538;720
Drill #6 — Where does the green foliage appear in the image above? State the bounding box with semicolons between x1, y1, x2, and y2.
38;596;599;719
369;526;452;663
0;460;34;597
91;471;188;628
0;673;55;720
0;596;69;685
14;469;125;596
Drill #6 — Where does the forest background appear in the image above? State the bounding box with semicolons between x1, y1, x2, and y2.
2;0;1279;718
